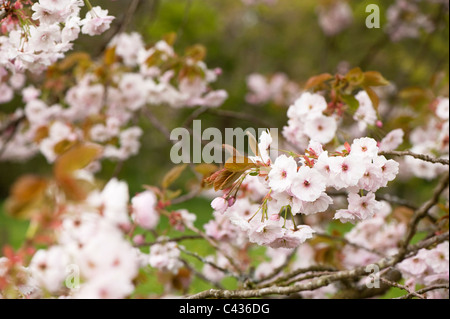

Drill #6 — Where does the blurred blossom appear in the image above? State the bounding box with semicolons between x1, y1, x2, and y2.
386;0;434;42
317;1;353;37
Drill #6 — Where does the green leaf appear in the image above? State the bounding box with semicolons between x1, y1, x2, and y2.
305;73;333;90
345;67;364;86
162;164;188;189
185;44;207;62
341;94;360;112
224;156;256;172
364;86;380;111
363;71;390;87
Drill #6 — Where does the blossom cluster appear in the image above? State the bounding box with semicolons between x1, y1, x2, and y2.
404;97;449;180
0;176;198;298
340;201;407;268
209;129;399;250
398;242;449;299
283;90;381;150
317;0;353;37
246;73;302;106
0;32;227;164
0;0;114;74
386;0;435;42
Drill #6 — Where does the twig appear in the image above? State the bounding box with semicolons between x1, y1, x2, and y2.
395;284;449;299
379;150;449;166
316;232;385;257
252;250;298;285
405;231;449;258
184;222;243;277
257;265;338;289
375;193;417;210
142;108;172;142
178;246;236;278
186;232;447;299
182;105;210;128
396;172;449;262
134;235;203;247
180;259;224;290
170;188;202;205
379;277;425;299
278;271;338;288
206;109;273;129
95;0;142;56
117;0;141;34
0;115;25;159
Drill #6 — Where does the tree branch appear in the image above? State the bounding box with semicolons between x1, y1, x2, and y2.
395;284;449;299
187;232;448;299
395;172;449;262
379;277;425;299
379;150;449;166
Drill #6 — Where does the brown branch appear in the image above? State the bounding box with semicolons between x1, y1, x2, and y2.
251;250;298;285
405;231;449;258
142;108;172;142
332;268;401;299
95;0;143;56
134;234;203;247
256;265;338;289
316;232;385;257
205;109;273;129
395;284;449;299
379;277;425;299
379;150;449;166
187;232;448;299
180;259;224;290
0;115;25;159
178;246;236;279
170;188;202;205
182;105;210;128
396;172;449;262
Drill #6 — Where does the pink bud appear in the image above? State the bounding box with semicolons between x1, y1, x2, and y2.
227;196;236;207
270;214;280;221
133;234;146;245
211;197;228;214
376;120;383;128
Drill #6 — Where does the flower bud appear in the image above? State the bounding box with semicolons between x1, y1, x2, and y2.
211;197;229;214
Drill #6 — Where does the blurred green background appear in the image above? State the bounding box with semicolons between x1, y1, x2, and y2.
0;0;449;296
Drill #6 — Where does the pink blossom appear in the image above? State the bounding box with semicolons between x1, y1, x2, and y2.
329;155;366;189
291;166;326;202
268;155;298;193
81;6;114;36
379;129;404;152
304;114;337;144
211;197;229;214
269;224;315;249
350;137;379;160
248;219;285;246
131;190;159;230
